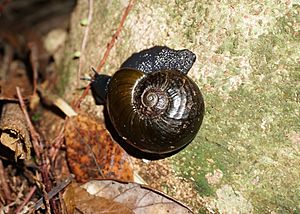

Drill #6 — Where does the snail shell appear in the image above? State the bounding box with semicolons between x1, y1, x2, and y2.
107;68;204;154
92;46;205;155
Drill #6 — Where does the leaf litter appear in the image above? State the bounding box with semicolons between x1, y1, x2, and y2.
63;180;193;214
65;114;134;183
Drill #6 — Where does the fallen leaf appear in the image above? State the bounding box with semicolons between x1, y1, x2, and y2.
63;182;134;214
63;180;193;214
65;114;134;182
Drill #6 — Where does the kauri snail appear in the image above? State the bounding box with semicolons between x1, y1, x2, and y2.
91;46;205;156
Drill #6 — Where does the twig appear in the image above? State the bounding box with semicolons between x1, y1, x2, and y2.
74;83;91;109
74;0;135;109
41;182;51;214
96;0;135;72
77;0;94;86
14;186;36;214
16;87;42;159
34;175;75;211
16;87;59;212
40;155;53;213
49;123;66;162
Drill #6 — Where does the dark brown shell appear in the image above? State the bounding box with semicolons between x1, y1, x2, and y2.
106;68;205;154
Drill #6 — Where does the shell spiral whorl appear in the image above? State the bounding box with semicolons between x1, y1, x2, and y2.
107;69;204;154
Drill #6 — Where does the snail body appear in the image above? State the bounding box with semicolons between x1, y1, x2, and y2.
91;46;204;155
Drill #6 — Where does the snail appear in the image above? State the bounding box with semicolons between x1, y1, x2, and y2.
91;46;205;156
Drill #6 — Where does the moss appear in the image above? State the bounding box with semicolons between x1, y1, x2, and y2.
194;172;215;196
216;35;239;54
172;2;300;212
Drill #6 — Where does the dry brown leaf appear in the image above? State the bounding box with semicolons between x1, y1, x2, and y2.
63;180;193;214
65;114;134;182
63;182;134;214
0;103;31;160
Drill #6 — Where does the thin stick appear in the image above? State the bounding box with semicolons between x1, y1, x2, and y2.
49;123;66;162
96;0;135;72
77;0;94;86
15;186;36;214
34;175;75;210
16;88;57;212
16;87;42;159
74;0;135;109
74;83;91;109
